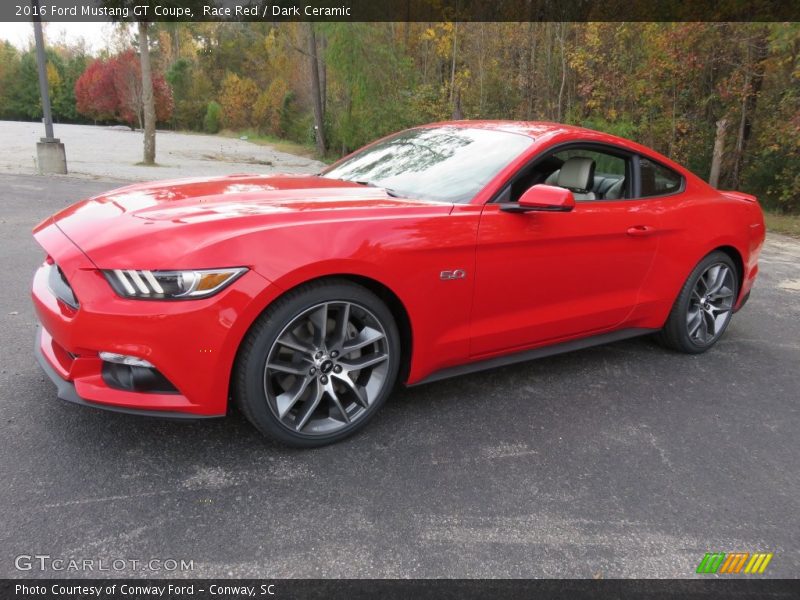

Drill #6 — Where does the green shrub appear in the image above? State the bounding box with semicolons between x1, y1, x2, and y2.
203;101;222;134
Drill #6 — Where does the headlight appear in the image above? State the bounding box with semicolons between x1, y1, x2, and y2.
103;268;247;299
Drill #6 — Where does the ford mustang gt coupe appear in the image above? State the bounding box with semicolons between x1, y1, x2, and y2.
32;121;765;446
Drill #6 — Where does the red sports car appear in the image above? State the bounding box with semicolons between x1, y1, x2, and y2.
32;122;765;446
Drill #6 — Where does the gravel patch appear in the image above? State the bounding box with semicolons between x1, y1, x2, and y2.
0;121;324;183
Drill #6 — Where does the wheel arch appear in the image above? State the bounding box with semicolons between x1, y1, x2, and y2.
656;242;747;330
672;243;746;305
655;243;743;353
715;245;745;292
229;272;415;399
331;274;414;382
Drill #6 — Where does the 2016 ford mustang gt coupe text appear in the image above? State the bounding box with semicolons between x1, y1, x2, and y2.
32;122;765;447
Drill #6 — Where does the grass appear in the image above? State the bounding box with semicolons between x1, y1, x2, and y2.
219;129;321;161
764;211;800;239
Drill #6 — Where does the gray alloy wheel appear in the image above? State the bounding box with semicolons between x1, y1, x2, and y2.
234;279;400;447
264;301;390;435
686;263;736;346
657;250;739;354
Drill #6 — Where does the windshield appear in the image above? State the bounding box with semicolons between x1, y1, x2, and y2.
322;126;533;203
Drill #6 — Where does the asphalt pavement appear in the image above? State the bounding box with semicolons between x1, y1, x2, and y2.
1;173;798;578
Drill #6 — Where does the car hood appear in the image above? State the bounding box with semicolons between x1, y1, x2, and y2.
36;174;453;269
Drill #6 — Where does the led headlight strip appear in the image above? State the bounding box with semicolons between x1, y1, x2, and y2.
104;268;247;299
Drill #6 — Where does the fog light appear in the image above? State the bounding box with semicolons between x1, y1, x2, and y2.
98;352;154;368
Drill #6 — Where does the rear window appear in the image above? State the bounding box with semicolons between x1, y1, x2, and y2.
640;158;682;197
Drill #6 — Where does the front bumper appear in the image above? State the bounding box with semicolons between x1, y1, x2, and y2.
35;327;215;419
31;221;279;417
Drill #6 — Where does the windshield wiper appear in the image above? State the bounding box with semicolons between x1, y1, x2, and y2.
352;180;404;198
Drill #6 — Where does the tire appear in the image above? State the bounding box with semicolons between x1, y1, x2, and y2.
656;251;739;354
233;279;401;447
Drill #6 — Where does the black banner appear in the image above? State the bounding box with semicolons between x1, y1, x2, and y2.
2;579;800;600
1;0;800;23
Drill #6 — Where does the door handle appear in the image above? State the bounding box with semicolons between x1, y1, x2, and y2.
627;225;655;237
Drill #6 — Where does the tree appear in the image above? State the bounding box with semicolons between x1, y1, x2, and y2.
709;118;728;188
138;21;156;164
166;58;194;129
219;72;258;130
50;47;88;122
111;49;173;129
203;101;222;133
113;50;144;128
254;77;290;136
8;51;42;119
730;27;770;188
307;24;327;155
0;42;22;119
100;1;207;162
744;23;800;213
75;57;119;121
74;50;172;128
28;20;800;211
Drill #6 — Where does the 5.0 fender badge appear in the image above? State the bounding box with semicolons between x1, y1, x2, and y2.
440;269;467;280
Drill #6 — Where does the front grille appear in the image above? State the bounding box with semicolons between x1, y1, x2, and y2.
47;264;79;309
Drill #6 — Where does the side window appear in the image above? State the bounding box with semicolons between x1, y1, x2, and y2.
639;158;682;197
498;144;632;204
550;149;629;201
553;149;626;177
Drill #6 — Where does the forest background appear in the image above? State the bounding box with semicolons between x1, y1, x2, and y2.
1;21;798;216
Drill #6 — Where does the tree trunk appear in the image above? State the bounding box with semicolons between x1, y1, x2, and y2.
545;24;553;119
306;24;326;156
318;31;327;116
403;2;410;48
478;23;485;114
452;90;463;120
557;23;567;122
170;24;180;62
709;117;728;188
731;28;769;189
449;22;458;108
138;21;156;165
526;22;538;120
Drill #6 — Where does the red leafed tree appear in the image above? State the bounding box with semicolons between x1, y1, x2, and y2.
75;58;119;121
75;50;173;129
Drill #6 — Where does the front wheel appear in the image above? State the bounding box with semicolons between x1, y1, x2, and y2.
657;251;739;354
234;280;401;447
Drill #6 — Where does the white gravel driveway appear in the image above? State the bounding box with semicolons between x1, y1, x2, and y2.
0;120;324;182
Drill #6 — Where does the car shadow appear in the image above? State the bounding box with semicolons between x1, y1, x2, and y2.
29;334;665;460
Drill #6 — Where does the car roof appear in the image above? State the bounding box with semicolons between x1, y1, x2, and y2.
420;120;600;140
422;120;703;182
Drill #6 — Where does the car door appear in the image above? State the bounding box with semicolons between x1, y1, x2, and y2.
470;145;662;357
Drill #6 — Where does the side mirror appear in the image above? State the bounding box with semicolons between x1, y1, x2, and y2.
501;184;576;213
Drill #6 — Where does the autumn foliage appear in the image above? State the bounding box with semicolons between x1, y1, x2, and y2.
3;22;798;212
219;73;259;130
74;57;117;120
75;50;173;128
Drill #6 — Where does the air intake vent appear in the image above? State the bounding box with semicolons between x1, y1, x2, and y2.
47;264;79;309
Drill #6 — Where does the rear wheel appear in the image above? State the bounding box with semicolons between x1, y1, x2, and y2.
657;251;738;354
234;279;400;447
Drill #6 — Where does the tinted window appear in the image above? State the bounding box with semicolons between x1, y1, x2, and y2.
553;149;626;176
323;127;533;203
547;147;629;201
639;158;682;197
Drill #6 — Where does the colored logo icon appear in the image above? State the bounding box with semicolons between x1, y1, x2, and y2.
696;552;773;574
